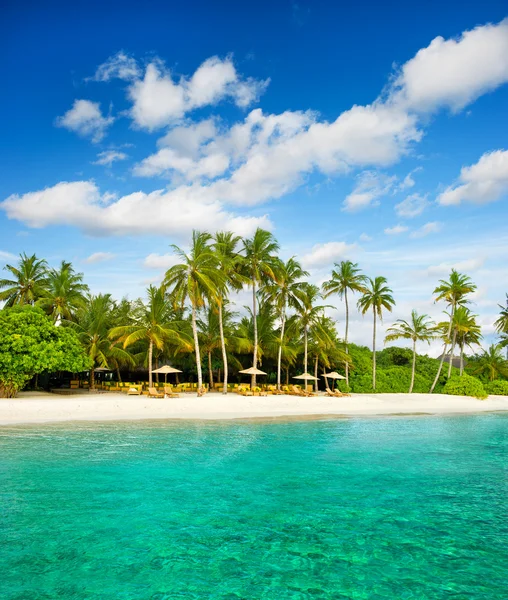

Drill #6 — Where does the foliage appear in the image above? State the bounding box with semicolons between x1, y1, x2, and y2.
470;344;508;382
0;253;48;306
484;380;508;396
442;373;487;400
0;306;91;397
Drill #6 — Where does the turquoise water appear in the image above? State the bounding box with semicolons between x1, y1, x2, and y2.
1;416;507;599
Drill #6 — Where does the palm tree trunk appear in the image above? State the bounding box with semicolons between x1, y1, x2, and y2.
277;307;286;391
304;325;308;374
430;306;454;393
372;310;377;391
285;367;289;386
460;343;464;376
314;356;318;393
409;339;416;393
218;302;228;394
208;351;214;388
90;366;95;390
345;289;349;386
148;339;153;388
252;279;257;389
191;303;203;395
116;367;122;383
447;329;457;378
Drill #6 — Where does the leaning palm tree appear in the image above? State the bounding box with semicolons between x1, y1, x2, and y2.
295;283;330;377
263;257;308;390
494;296;508;356
0;253;48;306
429;270;477;392
453;307;482;376
37;260;88;322
242;228;279;387
213;231;248;393
163;231;225;395
322;260;368;386
109;285;185;389
385;310;436;393
471;344;508;382
357;276;395;390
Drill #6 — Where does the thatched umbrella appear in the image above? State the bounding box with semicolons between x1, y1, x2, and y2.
152;365;182;384
293;372;319;392
239;366;267;389
322;371;346;391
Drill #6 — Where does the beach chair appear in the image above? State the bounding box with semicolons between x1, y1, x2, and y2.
127;385;142;395
290;385;307;397
148;387;164;398
237;386;253;397
164;385;180;398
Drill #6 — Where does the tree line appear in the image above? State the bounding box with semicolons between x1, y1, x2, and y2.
1;228;507;395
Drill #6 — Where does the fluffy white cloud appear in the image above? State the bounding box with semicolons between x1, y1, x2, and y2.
90;51;141;81
300;241;357;269
390;19;508;112
343;171;397;212
410;221;442;238
55;100;114;142
143;253;180;270
395;192;429;218
93;150;128;166
437;150;508;206
426;258;484;276
359;233;372;242
84;252;115;264
384;224;409;235
0;250;17;262
0;181;272;238
127;57;269;130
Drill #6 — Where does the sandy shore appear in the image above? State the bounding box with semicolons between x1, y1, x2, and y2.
0;391;507;425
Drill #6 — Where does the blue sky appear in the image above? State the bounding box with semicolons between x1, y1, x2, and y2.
1;0;508;354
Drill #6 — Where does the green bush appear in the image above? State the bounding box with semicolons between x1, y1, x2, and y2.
349;367;432;394
484;380;508;395
442;374;487;399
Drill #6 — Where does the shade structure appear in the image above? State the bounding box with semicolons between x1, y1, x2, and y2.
151;365;182;383
93;367;111;372
322;371;346;380
239;366;267;376
293;372;319;381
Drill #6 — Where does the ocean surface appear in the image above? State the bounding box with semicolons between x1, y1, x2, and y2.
1;415;507;599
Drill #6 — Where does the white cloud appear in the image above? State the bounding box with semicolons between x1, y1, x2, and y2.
0;250;17;262
426;258;485;276
437;149;508;206
55;100;114;142
84;252;115;264
90;51;141;81
359;233;372;242
384;224;409;235
127;56;269;130
343;171;397;212
93;150;128;166
390;19;508;112
395;192;429;218
300;241;357;269
410;221;442;238
143;253;180;270
0;180;272;238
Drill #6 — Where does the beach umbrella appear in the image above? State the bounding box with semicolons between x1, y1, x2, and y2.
293;372;319;380
152;365;182;384
94;367;111;372
239;367;267;376
322;371;346;391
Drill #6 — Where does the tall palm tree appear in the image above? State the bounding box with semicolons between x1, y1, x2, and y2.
37;260;88;322
70;294;134;389
263;257;308;390
322;260;368;386
110;285;185;389
163;231;225;395
296;283;330;377
357;276;395;390
429;270;477;392
494;295;508;357
242;228;279;387
213;231;247;394
0;253;48;306
385;310;436;393
471;344;508;381
453;308;482;376
308;315;349;393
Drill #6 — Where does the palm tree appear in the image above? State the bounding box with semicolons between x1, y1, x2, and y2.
0;253;48;306
213;231;247;393
163;231;225;395
71;294;134;389
109;285;186;389
452;307;482;376
357;276;395;390
429;270;477;392
385;310;436;392
308;315;349;393
242;228;279;387
471;345;508;381
37;260;88;322
296;283;330;377
322;261;368;386
263;257;308;390
494;296;508;357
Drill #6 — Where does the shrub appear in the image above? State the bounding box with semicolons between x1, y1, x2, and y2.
484;380;508;396
443;374;487;399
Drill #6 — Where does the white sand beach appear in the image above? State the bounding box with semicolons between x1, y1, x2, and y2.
0;391;507;425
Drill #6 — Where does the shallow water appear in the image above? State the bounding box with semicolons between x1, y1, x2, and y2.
1;415;507;599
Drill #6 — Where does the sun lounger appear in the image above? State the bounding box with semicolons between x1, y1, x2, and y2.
164;386;180;398
127;386;142;395
148;387;164;398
